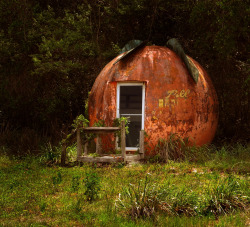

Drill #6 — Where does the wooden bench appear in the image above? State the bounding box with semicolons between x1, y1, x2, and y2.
76;121;126;162
61;121;144;164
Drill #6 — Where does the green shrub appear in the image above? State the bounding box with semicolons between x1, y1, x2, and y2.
66;143;77;162
113;117;130;146
71;175;80;192
83;169;101;202
40;142;61;165
52;171;62;186
72;114;89;129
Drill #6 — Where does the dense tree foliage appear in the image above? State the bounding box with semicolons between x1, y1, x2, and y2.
0;0;249;152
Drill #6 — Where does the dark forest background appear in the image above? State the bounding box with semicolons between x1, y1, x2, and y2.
0;0;249;154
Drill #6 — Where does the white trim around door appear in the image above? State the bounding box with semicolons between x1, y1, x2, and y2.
116;82;145;150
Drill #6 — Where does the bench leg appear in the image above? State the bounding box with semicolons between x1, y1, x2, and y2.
121;121;126;160
96;135;101;155
77;128;82;158
84;142;88;156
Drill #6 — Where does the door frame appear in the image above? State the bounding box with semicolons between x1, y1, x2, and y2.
116;82;145;150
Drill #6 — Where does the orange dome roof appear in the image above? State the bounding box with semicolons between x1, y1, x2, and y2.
89;46;218;153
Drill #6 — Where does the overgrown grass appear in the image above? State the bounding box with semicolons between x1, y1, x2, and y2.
153;139;250;174
0;144;249;226
116;173;249;219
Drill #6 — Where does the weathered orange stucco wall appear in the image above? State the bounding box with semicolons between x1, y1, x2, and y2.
89;46;219;154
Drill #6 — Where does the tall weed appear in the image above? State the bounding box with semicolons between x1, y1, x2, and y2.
116;173;163;219
203;175;249;216
154;134;191;162
170;188;199;216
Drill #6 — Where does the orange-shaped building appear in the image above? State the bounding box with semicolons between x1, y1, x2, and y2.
88;45;219;154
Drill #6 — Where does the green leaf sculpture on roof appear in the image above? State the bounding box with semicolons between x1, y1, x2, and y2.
167;38;199;83
120;40;143;54
114;40;146;65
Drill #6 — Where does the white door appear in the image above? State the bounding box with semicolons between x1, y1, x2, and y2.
117;83;145;150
